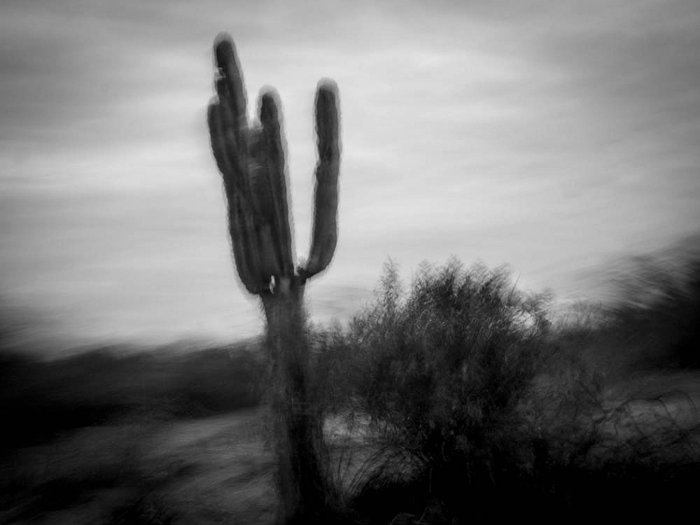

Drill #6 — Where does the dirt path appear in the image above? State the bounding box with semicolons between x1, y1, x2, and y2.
0;409;276;524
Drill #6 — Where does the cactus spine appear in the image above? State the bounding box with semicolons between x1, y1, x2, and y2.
207;34;340;523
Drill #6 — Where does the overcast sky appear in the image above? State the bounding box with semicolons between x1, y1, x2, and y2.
1;0;699;348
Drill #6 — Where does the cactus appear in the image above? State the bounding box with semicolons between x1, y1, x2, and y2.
207;34;340;523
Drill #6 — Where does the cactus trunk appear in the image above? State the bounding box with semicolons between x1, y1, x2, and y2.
262;281;329;523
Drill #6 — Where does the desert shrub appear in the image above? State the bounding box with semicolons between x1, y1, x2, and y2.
314;260;555;502
313;258;700;521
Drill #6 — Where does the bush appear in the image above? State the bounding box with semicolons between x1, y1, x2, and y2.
312;257;700;522
313;260;555;511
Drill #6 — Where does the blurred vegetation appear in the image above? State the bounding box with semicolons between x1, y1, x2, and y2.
0;341;264;453
603;254;700;371
310;254;700;523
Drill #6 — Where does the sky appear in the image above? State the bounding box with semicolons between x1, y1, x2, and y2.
1;0;699;350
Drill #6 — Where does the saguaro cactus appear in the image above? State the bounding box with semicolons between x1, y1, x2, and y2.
206;34;340;523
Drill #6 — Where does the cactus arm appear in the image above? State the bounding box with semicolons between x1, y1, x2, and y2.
209;40;276;293
233;193;268;293
303;81;341;279
214;36;248;145
247;139;283;284
212;78;248;184
211;37;296;289
207;101;234;181
211;36;340;285
208;101;262;293
259;90;295;278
